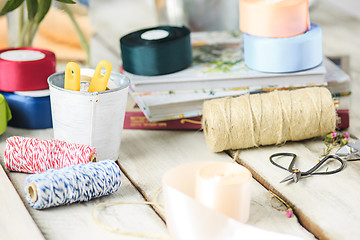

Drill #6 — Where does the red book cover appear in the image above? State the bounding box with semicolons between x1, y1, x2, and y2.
123;111;202;130
124;96;202;130
336;109;349;130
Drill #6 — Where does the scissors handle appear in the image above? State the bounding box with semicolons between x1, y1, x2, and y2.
64;62;80;91
302;155;345;176
269;152;297;172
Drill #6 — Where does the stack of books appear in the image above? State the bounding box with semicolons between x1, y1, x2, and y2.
123;31;350;130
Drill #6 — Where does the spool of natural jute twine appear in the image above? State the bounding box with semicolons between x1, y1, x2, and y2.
202;87;336;152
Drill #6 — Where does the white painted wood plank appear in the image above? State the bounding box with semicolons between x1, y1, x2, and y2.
118;130;316;239
232;139;360;240
5;167;168;240
0;163;45;240
0;127;168;240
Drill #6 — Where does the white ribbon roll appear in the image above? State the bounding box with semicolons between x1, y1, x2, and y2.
162;161;304;240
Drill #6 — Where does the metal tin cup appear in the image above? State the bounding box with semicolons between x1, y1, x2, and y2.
48;68;130;160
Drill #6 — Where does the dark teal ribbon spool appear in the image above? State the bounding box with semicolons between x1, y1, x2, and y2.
120;26;193;76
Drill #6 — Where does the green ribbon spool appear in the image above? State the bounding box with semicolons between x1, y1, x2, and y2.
0;94;12;135
120;26;193;76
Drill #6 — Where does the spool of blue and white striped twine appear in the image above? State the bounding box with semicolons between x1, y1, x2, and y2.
25;160;121;209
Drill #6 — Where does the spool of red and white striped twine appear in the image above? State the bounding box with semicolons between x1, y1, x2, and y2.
4;136;97;173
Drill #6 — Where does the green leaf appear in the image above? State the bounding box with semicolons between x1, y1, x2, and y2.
0;0;25;15
34;0;51;24
26;0;38;20
56;0;76;4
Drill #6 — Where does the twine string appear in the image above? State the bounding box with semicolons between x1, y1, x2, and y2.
247;94;258;148
24;161;121;209
226;97;233;150
91;201;171;240
275;91;284;145
202;87;336;152
4;136;96;173
91;187;172;240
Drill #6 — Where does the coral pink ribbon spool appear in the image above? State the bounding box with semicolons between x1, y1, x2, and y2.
239;0;310;38
162;161;302;240
0;47;56;91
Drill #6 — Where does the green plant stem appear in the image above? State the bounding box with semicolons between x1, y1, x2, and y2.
61;3;90;64
17;3;24;47
19;20;39;46
26;21;34;46
28;21;39;46
19;20;31;46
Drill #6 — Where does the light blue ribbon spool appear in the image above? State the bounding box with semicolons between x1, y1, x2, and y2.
243;23;323;73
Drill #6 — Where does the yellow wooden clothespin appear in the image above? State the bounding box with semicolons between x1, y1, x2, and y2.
88;60;112;92
64;62;81;91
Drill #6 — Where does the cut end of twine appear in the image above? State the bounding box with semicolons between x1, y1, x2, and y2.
26;182;38;203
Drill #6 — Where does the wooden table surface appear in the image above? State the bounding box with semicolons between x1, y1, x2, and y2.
1;1;360;239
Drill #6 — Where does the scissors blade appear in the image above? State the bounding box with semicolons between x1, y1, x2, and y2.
336;145;355;156
280;173;295;183
348;141;360;152
280;172;302;183
293;171;302;183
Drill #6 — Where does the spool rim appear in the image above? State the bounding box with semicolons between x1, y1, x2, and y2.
26;182;38;203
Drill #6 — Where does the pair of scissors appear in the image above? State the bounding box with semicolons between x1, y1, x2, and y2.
269;153;345;183
64;60;112;92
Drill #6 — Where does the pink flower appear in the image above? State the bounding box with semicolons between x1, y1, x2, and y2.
331;132;337;138
286;209;293;218
343;132;350;139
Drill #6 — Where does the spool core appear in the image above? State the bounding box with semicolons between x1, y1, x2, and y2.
0;50;46;61
26;182;38;203
90;154;97;162
140;30;169;40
